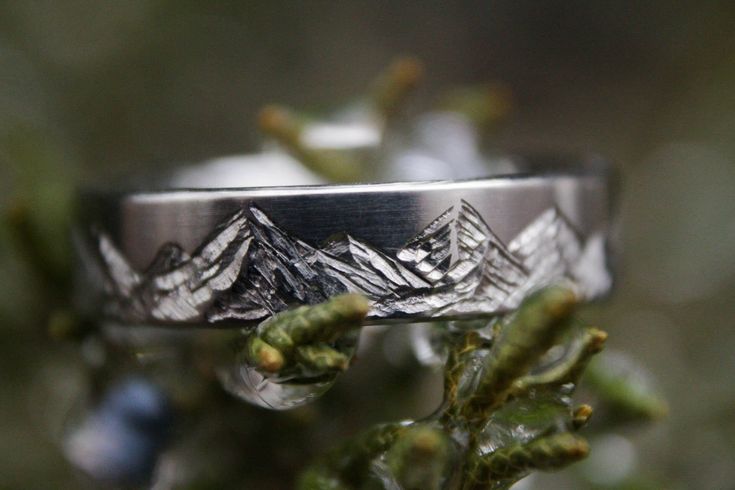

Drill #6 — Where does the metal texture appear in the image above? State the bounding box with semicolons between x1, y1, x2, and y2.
74;157;614;327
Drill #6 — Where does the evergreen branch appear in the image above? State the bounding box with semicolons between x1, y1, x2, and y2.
47;308;97;341
461;286;579;423
439;83;513;129
258;105;365;182
386;425;453;490
441;330;485;420
370;57;424;121
243;294;369;378
584;355;668;424
462;432;590;489
298;422;410;489
509;326;608;396
295;344;351;374
571;404;594;430
297;469;350;490
3;199;70;290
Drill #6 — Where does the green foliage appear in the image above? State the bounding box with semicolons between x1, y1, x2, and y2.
583;354;668;426
296;287;612;489
386;425;453;490
257;105;366;183
242;294;370;379
462;287;578;421
0;58;667;489
463;433;589;488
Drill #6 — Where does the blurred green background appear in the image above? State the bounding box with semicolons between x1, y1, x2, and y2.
1;1;735;489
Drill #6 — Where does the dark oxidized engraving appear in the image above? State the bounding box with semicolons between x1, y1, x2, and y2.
90;201;609;324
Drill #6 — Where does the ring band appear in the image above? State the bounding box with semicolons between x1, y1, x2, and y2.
74;155;614;327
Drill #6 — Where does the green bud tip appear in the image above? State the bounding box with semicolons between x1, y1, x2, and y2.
385;57;424;91
329;293;371;322
541;286;579;319
587;328;608;353
258;105;297;137
409;427;444;455
250;338;285;373
572;404;594;429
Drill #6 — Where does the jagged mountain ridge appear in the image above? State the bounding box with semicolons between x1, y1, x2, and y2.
502;207;585;308
396;206;454;282
375;200;530;317
208;205;436;321
98;210;253;322
96;202;598;324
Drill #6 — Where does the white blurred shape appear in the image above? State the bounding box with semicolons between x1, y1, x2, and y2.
387;151;456;181
302;122;381;150
409;324;445;366
217;362;334;410
580;434;636;486
384;112;499;182
572;233;612;297
171;152;325;188
510;474;536;490
416;112;484;176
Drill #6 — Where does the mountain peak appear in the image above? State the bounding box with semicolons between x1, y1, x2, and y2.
323;232;431;291
144;243;189;276
397;205;454;282
508;206;582;269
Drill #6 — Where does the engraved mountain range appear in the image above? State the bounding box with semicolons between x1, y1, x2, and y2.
92;201;608;324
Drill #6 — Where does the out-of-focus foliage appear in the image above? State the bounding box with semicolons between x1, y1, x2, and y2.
298;287;607;490
1;2;734;489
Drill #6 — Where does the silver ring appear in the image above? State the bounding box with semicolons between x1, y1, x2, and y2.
73;155;614;327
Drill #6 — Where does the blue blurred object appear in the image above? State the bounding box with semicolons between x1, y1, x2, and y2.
64;377;173;486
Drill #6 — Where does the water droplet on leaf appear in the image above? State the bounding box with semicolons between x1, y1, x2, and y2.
217;362;336;410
